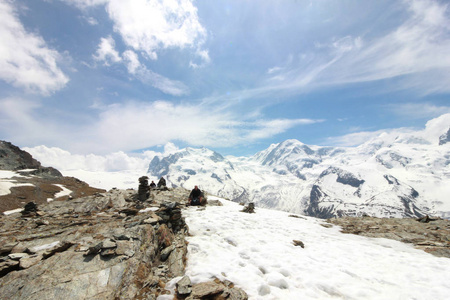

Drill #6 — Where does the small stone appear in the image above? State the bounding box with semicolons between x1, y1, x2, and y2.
19;254;43;269
160;245;175;261
8;253;29;260
207;200;223;206
225;286;248;300
35;219;49;226
293;240;305;248
84;242;103;256
101;239;117;249
320;223;333;228
11;242;27;254
100;248;116;256
143;216;161;225
241;203;255;213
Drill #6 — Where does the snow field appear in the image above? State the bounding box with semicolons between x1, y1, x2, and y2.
182;198;450;299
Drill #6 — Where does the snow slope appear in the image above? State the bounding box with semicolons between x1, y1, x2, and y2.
166;198;450;299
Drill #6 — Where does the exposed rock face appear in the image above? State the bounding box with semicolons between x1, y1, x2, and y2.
320;167;365;188
327;216;450;258
0;188;186;299
439;127;450;145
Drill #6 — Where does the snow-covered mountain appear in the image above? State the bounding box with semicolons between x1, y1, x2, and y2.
147;114;450;219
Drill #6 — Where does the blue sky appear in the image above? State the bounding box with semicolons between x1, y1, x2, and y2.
1;0;450;156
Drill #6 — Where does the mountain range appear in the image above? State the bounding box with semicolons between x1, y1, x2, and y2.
148;114;450;219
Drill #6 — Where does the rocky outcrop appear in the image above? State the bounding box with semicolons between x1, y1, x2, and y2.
327;216;450;258
0;186;248;299
0;187;189;299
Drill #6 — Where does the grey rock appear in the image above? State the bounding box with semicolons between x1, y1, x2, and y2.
8;253;28;260
160;245;175;261
0;242;18;255
176;275;192;295
19;254;43;269
224;286;249;300
191;281;225;298
101;239;117;249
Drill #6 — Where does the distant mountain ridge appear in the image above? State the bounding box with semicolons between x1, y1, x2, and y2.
147;114;450;219
0;141;62;177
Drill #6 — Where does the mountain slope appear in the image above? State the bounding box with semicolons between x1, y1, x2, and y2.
0;141;105;212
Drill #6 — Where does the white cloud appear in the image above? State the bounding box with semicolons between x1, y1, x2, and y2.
122;50;140;74
24;145;154;172
189;49;211;69
325;130;391;147
105;0;207;59
65;0;207;95
325;113;450;147
133;66;189;96
80;15;98;25
76;100;323;153
0;1;69;95
163;142;179;155
60;0;108;9
123;50;189;95
245;119;324;140
93;36;122;65
0;97;70;147
65;0;208;61
388;103;450;119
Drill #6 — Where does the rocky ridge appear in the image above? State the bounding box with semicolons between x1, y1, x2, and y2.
0;186;248;300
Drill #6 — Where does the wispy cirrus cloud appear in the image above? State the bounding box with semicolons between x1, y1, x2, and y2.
0;1;68;95
258;0;450;99
324;0;450;91
387;102;450;119
84;100;320;153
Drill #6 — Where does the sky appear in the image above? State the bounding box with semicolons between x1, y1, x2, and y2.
1;0;450;157
163;197;450;299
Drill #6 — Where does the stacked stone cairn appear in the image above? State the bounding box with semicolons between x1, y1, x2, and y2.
138;176;150;201
21;202;38;217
